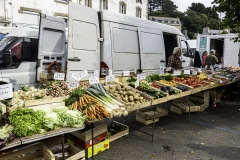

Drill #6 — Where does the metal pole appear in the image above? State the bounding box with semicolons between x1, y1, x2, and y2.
92;122;94;160
61;135;65;160
152;105;156;142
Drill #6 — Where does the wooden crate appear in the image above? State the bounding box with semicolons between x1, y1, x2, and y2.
136;115;159;125
189;96;207;112
24;96;69;107
154;81;182;101
109;121;129;142
1;143;55;160
170;106;183;114
40;72;54;80
173;97;201;113
173;81;193;97
135;107;168;120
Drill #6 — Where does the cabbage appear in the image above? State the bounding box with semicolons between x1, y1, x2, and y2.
43;112;61;130
52;106;69;122
62;110;86;128
0;124;14;140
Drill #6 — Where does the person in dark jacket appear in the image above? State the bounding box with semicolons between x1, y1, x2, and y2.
194;51;202;68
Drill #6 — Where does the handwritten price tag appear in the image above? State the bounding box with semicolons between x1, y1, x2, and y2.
166;67;172;71
173;70;181;76
80;70;88;78
198;68;202;72
192;71;198;76
205;65;208;68
94;70;99;77
184;70;190;74
71;72;81;81
89;76;99;85
135;80;139;88
123;70;130;76
0;83;13;100
106;75;115;82
208;74;212;80
54;72;65;80
137;74;146;80
68;81;79;89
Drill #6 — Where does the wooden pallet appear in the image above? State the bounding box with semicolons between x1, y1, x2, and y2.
173;97;201;113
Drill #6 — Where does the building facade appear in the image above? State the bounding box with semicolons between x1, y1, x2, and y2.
0;0;148;27
149;16;182;31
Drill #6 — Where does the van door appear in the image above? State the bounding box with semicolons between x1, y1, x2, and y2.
223;38;240;67
179;38;193;68
138;27;165;74
67;2;100;81
38;14;66;80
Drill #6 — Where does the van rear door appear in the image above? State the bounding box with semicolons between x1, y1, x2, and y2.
138;27;165;74
38;14;66;79
67;2;100;80
223;38;240;67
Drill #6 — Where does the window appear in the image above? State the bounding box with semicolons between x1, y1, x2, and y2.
85;0;92;7
136;0;142;3
136;7;141;18
171;21;174;24
100;0;108;10
119;2;126;14
181;40;192;57
158;20;162;23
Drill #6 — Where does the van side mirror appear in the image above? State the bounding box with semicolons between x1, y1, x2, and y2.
2;52;11;65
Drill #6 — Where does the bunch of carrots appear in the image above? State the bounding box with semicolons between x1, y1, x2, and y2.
70;94;111;121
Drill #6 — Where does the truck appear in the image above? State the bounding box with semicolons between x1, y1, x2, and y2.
0;2;193;88
0;26;17;40
196;34;240;67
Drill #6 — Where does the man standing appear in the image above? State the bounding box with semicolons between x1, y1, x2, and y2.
205;49;218;68
167;47;182;70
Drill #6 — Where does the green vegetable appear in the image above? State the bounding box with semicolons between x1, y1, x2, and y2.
146;74;162;82
43;112;61;130
64;89;86;106
0;124;14;140
62;110;86;128
9;108;46;137
126;77;137;83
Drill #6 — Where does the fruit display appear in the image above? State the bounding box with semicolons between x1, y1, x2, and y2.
173;76;207;88
197;73;208;80
151;82;180;95
159;80;177;87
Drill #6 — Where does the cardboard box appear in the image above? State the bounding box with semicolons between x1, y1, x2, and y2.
68;138;109;159
67;131;107;148
70;123;107;143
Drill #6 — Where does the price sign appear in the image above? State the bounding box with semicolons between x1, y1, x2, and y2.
192;71;198;76
71;72;81;81
173;70;181;76
135;80;139;88
0;83;13;100
54;72;65;80
198;68;202;72
137;74;146;80
184;70;190;75
219;65;222;68
134;68;137;74
166;67;172;71
205;65;208;69
123;70;130;76
10;79;18;91
80;70;88;78
208;74;212;80
94;70;99;77
219;80;223;84
106;75;115;82
68;81;79;89
89;76;99;85
108;69;112;75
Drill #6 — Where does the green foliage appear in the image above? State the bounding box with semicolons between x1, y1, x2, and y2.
212;0;240;42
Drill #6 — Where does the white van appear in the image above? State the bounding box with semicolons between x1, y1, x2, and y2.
196;34;240;67
0;2;193;86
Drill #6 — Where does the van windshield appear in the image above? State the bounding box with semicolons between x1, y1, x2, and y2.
0;37;16;53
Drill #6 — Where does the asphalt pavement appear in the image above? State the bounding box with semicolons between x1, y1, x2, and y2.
94;99;240;160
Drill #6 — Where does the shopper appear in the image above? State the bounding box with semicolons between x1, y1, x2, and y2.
204;49;218;68
201;51;208;66
167;47;182;70
194;51;202;68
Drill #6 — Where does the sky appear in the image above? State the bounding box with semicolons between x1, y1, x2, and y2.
172;0;225;18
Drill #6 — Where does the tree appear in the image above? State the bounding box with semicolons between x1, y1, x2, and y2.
148;0;178;16
205;7;219;19
188;3;206;14
212;0;240;41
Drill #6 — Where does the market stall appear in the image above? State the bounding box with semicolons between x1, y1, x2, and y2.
0;66;240;159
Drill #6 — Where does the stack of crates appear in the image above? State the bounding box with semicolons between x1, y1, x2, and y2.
67;123;110;159
39;72;54;88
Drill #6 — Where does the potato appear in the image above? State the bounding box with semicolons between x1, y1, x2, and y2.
129;96;134;102
127;91;134;96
